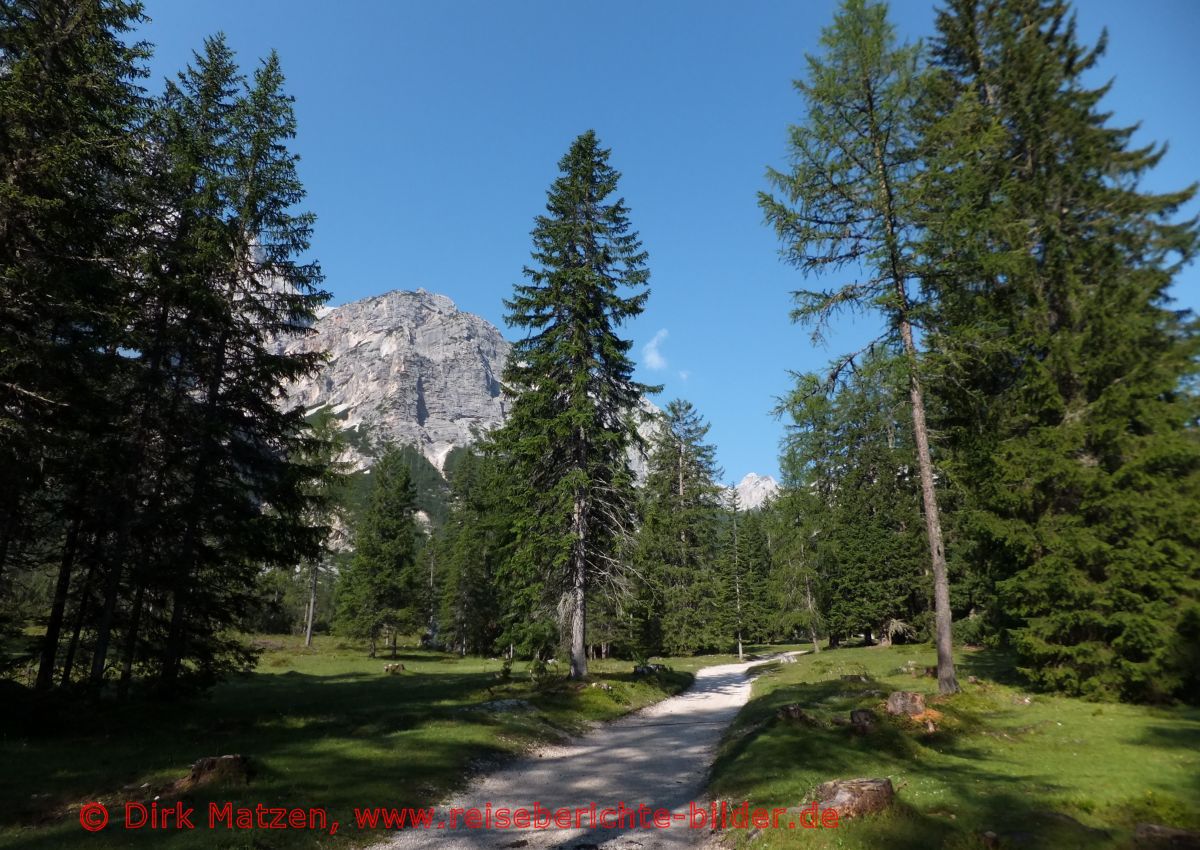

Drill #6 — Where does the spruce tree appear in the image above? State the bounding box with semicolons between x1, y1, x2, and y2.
492;130;655;678
635;399;726;656
764;489;825;651
778;349;928;646
921;0;1200;701
0;0;148;683
761;0;960;692
337;448;420;657
436;450;508;656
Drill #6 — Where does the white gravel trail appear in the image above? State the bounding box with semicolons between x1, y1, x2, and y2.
378;656;792;850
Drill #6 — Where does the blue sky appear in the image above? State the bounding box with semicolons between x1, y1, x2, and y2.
136;1;1199;484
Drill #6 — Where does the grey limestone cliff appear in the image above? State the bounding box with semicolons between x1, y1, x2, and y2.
279;289;509;470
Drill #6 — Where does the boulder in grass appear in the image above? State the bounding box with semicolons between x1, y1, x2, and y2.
812;778;894;818
1135;823;1200;849
885;691;926;717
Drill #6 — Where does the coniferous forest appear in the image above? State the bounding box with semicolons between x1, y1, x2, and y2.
1;0;1198;846
2;0;1197;704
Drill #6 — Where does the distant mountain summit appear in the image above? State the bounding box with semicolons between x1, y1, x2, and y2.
729;472;779;511
278;288;656;481
279;289;509;470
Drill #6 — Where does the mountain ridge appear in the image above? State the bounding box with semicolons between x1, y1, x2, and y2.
281;288;767;504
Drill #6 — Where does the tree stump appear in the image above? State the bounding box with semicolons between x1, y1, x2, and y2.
850;709;876;733
813;778;894;818
885;691;926;717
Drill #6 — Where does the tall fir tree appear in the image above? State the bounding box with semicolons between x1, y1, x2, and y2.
0;0;148;682
435;450;509;656
920;0;1200;701
491;130;655;678
19;34;331;695
761;0;960;693
634;399;726;656
764;488;826;651
778;349;929;647
337;447;421;658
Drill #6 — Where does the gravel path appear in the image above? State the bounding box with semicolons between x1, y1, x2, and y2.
379;656;792;850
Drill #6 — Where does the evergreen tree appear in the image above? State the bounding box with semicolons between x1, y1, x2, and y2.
921;0;1200;700
635;399;726;656
435;450;508;656
730;507;773;645
337;448;420;657
0;0;148;684
491;130;655;678
777;349;928;646
764;489;825;651
761;0;960;693
124;41;327;692
298;411;350;646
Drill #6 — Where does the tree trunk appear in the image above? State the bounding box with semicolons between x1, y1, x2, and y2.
898;318;958;694
61;556;96;688
569;497;587;679
88;547;125;693
803;571;821;653
864;76;959;695
304;560;318;647
35;519;80;691
117;579;145;700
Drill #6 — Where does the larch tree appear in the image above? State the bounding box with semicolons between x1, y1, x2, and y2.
493;130;655;679
760;0;960;693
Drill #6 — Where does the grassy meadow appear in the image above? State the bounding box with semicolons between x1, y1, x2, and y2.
710;645;1200;850
4;638;1197;850
0;636;692;849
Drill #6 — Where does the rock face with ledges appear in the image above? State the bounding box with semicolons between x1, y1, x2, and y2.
279;289;509;470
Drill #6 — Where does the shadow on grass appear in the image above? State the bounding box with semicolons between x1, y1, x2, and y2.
709;673;1124;850
0;656;698;850
1;667;515;828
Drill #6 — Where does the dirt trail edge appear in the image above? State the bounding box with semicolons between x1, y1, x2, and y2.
380;653;802;850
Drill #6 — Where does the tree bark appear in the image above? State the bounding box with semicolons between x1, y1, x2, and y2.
804;571;821;654
899;325;959;694
304;560;318;647
60;556;95;687
569;495;587;679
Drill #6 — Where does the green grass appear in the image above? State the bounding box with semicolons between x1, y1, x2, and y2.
709;644;1200;849
0;636;693;849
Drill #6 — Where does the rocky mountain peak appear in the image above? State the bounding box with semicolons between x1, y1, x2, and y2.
279;289;510;470
729;472;780;511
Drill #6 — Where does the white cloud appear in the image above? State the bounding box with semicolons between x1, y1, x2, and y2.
678;370;690;381
643;328;669;370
